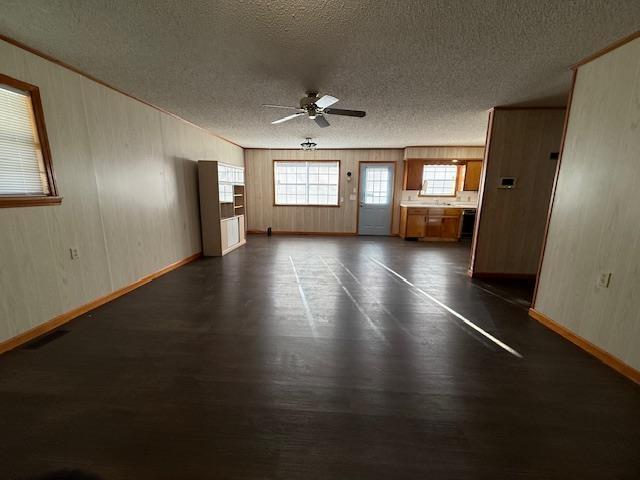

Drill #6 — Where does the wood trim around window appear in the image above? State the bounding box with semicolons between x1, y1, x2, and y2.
272;159;341;207
417;162;462;198
0;73;61;208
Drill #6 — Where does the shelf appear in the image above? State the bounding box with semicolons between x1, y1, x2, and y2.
220;202;235;219
221;213;244;222
199;160;246;257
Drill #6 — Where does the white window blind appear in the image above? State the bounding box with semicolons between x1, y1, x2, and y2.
0;83;49;196
421;165;457;196
274;161;339;205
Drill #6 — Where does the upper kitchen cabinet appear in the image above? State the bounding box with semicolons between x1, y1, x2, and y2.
404;159;425;190
463;161;483;191
403;158;484;192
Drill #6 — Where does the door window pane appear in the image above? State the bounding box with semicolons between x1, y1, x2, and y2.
364;167;390;204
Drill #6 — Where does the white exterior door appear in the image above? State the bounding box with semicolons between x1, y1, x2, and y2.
358;163;394;235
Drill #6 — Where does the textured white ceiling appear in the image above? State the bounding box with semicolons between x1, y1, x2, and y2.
1;1;639;148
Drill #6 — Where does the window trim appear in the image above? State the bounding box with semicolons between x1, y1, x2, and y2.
0;73;60;208
272;159;341;207
418;161;461;198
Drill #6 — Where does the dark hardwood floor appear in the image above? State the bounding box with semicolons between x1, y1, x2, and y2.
1;236;639;479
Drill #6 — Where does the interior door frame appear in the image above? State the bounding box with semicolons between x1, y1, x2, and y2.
356;161;397;235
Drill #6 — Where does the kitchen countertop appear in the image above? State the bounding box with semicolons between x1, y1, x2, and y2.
400;202;478;209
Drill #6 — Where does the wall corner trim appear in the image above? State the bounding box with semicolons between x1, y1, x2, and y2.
0;252;202;356
570;30;640;70
528;308;640;385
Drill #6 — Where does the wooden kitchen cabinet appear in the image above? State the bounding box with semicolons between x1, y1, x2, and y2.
425;216;443;237
404;160;425;190
464;161;483;191
400;207;462;241
406;213;426;237
441;216;461;238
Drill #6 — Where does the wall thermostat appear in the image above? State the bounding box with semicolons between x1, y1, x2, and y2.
498;177;517;189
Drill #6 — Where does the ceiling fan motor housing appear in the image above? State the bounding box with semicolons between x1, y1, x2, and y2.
300;92;320;118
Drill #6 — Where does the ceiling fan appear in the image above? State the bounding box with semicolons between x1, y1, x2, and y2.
263;91;366;128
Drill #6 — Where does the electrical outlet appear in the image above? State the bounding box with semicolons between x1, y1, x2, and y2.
597;272;612;288
69;247;80;260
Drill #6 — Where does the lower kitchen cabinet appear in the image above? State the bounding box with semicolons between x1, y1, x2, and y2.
441;216;461;238
406;213;426;237
400;206;462;241
426;216;443;237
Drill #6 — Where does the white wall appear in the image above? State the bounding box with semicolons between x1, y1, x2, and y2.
0;39;243;344
534;38;640;370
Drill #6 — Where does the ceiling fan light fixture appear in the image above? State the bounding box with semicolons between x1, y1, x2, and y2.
300;138;317;150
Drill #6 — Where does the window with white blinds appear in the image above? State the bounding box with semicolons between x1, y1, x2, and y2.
0;83;50;196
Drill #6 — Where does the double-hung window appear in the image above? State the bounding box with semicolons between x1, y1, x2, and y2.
420;164;458;196
274;161;339;206
0;73;59;207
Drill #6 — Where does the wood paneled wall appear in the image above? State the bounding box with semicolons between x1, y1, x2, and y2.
404;146;485;160
472;108;565;276
534;38;640;371
0;39;243;344
403;146;485;192
244;149;404;234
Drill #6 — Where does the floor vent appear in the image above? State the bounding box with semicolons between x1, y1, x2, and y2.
21;329;70;350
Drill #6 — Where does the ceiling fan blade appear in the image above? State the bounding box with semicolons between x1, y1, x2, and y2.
324;108;366;118
315;95;339;109
271;112;305;124
262;104;302;110
315;115;330;128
